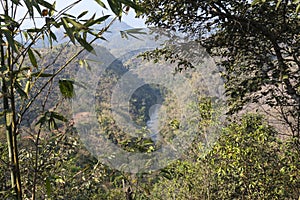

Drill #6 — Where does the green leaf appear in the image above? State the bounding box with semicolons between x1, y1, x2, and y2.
282;74;289;80
119;0;144;12
31;72;53;77
45;177;52;198
11;0;21;5
94;0;107;8
62;13;76;18
275;0;282;10
36;111;67;129
251;0;262;6
28;48;38;68
51;112;68;122
32;48;41;58
121;28;147;40
296;4;300;13
22;31;28;41
77;11;89;19
120;31;129;39
35;115;46;126
38;0;55;10
14;81;28;98
49;118;58;130
107;0;122;16
61;17;75;44
125;28;147;34
48;30;57;48
84;15;110;27
75;35;94;53
27;28;42;33
50;1;56;16
24;81;30;95
3;29;18;53
24;0;34;17
5;111;13;126
65;17;86;30
78;59;91;71
59;79;75;98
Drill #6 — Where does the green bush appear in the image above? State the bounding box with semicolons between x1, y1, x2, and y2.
149;114;300;199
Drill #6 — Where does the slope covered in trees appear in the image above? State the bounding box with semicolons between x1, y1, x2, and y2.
1;0;299;199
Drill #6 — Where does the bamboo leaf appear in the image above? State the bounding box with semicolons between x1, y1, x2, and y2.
50;1;56;16
119;0;144;12
75;35;94;53
61;17;75;44
275;0;282;10
296;4;300;13
31;72;53;77
84;15;110;27
59;79;75;98
94;0;107;8
24;0;34;17
14;81;28;99
77;11;89;19
12;0;21;5
51;112;68;122
251;0;262;6
49;118;57;130
65;17;86;30
28;48;38;68
24;81;31;95
35;114;47;126
107;0;122;16
38;0;55;10
3;30;18;53
125;28;147;34
78;59;91;71
45;177;52;198
6;111;13;126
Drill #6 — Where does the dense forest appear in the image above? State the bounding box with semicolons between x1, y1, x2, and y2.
0;0;299;199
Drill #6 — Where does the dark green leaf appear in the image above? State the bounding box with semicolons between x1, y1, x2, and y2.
51;112;68;122
65;17;86;30
38;0;55;10
24;0;34;17
31;72;53;77
11;0;21;5
77;11;89;19
3;30;18;53
28;48;38;68
84;15;110;27
107;0;122;16
14;81;28;98
75;35;94;53
59;79;75;98
45;177;52;197
61;17;75;44
94;0;107;8
119;0;144;12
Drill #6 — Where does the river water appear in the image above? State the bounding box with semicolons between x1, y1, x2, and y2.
146;104;162;142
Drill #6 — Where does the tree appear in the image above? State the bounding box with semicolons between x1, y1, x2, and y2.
139;0;300;140
0;0;142;199
149;114;300;199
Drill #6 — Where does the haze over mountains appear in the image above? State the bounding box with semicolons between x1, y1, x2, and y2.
33;19;154;54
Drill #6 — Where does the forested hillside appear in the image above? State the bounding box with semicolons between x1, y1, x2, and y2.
0;0;299;199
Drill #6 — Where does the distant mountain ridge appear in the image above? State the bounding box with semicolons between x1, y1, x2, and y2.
32;19;135;48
